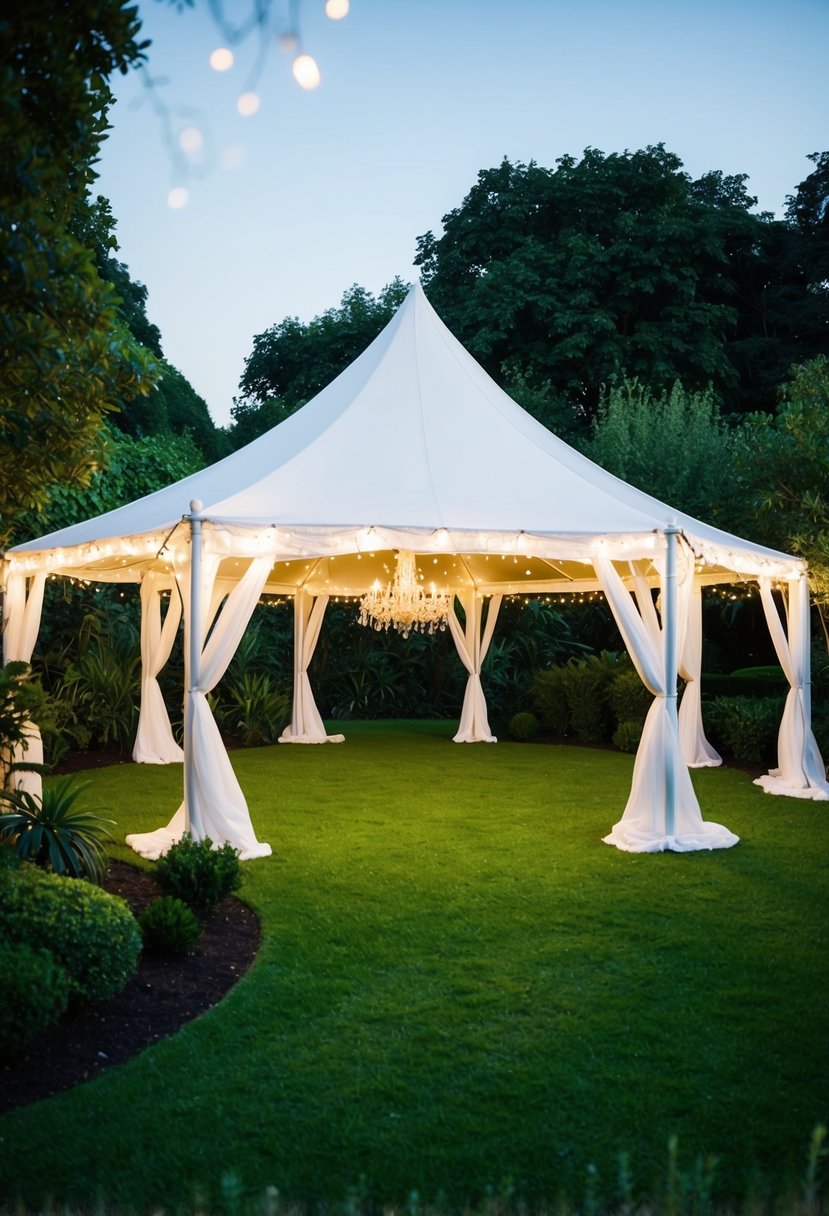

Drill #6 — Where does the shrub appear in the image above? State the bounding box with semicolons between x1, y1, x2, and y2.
0;777;114;884
508;711;539;742
0;939;71;1053
706;696;783;764
613;720;644;754
139;895;202;955
154;834;241;919
532;667;570;736
701;669;788;699
608;669;652;730
0;865;141;1002
564;652;626;744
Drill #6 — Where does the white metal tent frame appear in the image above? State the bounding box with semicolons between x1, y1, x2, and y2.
4;284;827;857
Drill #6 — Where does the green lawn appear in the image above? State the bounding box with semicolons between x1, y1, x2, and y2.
1;721;827;1213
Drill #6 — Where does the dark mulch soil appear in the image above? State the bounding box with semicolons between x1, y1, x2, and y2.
0;860;261;1115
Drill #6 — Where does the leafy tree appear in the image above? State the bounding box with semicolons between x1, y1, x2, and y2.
731;357;829;609
11;427;206;546
70;196;227;463
237;278;411;417
0;0;158;546
415;147;827;428
226;397;294;451
116;360;228;463
584;379;732;522
69;194;162;357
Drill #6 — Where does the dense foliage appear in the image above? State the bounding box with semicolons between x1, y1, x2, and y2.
154;835;242;919
0;862;140;1001
0;0;158;544
731;356;829;607
414;146;828;424
0;936;72;1053
232;279;410;446
139;895;202;955
584;379;731;522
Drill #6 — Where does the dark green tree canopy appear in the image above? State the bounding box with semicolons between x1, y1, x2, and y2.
70;195;163;358
237;278;411;419
414;146;827;422
0;0;157;545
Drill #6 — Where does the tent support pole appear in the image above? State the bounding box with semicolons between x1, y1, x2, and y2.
664;524;680;838
184;499;204;839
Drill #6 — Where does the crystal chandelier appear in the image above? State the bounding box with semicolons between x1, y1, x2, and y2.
358;550;452;638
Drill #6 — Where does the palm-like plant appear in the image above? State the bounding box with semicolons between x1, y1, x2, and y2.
0;777;114;884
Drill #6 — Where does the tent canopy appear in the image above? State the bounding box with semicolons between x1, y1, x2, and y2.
6;282;824;859
7;283;801;592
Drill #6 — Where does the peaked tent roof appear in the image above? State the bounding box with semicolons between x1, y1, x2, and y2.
8;283;800;588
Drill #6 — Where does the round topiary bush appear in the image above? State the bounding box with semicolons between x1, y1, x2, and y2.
0;939;71;1054
0;864;141;1002
154;835;241;919
612;719;644;754
139;895;202;955
509;711;539;742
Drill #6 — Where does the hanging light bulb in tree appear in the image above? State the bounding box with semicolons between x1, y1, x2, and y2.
325;0;349;18
237;91;261;116
292;53;321;89
209;47;234;71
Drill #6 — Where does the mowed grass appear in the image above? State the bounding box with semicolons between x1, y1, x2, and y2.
1;720;827;1212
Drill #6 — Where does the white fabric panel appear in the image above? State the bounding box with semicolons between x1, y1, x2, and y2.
280;589;344;744
2;572;46;796
596;551;738;852
448;593;502;743
754;577;829;800
133;574;184;764
678;584;722;768
127;556;273;861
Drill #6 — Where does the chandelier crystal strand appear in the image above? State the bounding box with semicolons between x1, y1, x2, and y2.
358;550;452;638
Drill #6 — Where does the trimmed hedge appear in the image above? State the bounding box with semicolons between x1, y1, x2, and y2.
701;669;788;699
0;864;141;1002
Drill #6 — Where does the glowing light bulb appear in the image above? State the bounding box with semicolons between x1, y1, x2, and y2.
179;126;203;154
210;47;234;71
325;0;349;17
237;91;260;116
167;186;189;210
292;53;321;89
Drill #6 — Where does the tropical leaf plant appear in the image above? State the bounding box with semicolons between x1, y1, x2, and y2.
215;672;290;747
0;777;114;884
61;642;141;752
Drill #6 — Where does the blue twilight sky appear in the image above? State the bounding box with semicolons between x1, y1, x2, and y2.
96;0;829;428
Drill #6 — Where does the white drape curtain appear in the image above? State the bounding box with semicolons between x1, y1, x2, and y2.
678;584;722;768
127;555;273;860
448;592;502;743
132;573;184;764
280;589;344;744
2;571;46;796
755;575;829;800
595;548;738;852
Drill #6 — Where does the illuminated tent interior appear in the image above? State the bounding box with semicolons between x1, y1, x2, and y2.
4;284;827;859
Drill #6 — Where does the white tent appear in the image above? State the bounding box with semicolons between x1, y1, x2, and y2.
4;284;827;857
